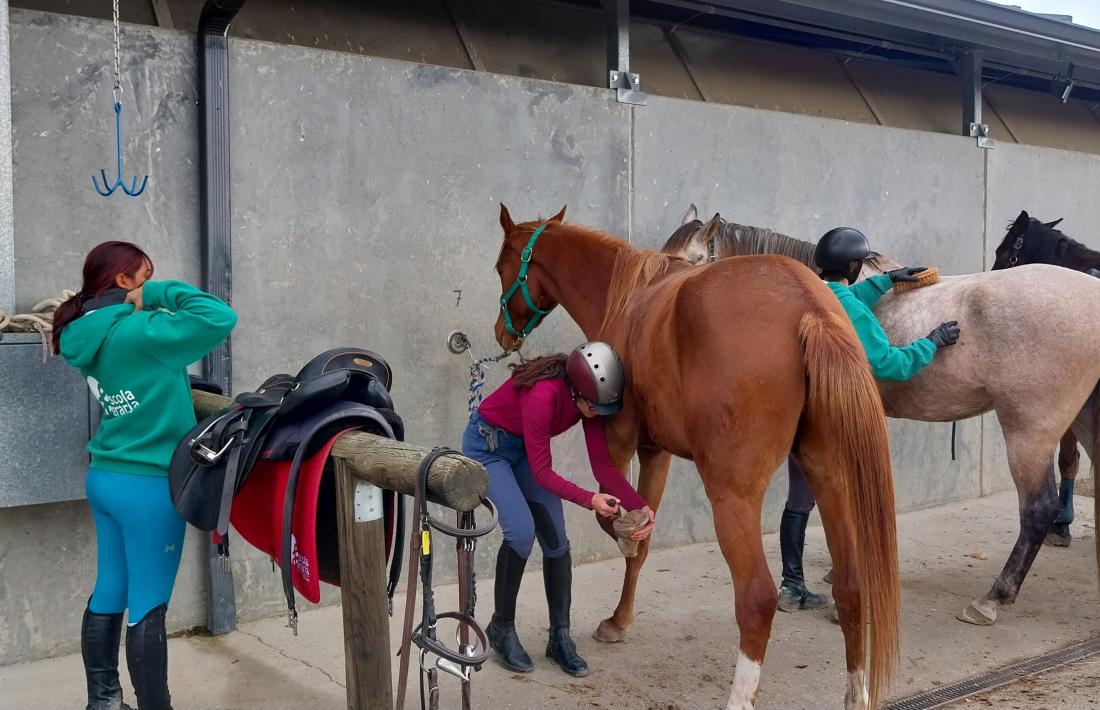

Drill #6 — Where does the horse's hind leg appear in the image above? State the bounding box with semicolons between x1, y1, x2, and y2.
594;445;672;643
794;447;868;710
698;462;777;710
958;424;1059;625
1045;429;1080;546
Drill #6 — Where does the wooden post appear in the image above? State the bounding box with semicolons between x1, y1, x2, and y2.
334;457;392;710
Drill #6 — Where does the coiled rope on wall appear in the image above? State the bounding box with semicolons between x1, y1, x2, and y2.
0;291;76;360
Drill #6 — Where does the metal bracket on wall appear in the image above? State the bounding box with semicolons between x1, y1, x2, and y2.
968;121;995;149
604;0;647;106
959;50;993;149
610;70;647;105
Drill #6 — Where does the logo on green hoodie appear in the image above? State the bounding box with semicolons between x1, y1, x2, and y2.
87;376;143;418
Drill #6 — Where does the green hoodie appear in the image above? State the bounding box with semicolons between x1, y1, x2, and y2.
61;280;237;477
826;273;937;382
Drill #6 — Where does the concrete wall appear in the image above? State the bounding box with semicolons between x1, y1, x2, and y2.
2;9;1097;664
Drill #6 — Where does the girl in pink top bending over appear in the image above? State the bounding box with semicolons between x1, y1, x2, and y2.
461;341;654;678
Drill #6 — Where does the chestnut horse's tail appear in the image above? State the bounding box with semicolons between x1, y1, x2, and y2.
799;309;900;707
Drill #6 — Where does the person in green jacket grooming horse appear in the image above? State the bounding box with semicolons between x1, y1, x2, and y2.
777;227;960;612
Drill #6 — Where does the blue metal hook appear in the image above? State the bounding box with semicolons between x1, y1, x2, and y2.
93;101;148;197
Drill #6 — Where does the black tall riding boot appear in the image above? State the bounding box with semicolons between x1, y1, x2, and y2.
486;543;534;673
543;551;588;677
778;508;828;612
82;605;134;710
125;605;172;710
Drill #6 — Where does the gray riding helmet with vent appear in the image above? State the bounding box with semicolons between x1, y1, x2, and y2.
566;341;626;415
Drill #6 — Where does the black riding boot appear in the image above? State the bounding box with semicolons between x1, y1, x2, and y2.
82;605;134;710
126;605;172;710
543;551;588;677
778;508;828;612
486;543;534;673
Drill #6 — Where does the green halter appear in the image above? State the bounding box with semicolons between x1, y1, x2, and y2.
500;224;554;339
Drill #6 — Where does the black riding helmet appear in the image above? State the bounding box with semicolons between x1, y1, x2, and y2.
814;227;870;283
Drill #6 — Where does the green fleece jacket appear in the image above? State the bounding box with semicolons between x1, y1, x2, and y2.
60;280;237;476
826;273;937;382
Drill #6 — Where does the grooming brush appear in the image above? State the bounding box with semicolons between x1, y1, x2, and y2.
893;266;940;293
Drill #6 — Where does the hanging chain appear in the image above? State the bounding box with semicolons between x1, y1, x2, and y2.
112;0;122;105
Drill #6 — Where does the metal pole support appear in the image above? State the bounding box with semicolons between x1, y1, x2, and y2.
603;0;647;105
959;50;993;149
198;0;247;636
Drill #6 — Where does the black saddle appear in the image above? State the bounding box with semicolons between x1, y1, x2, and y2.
169;347;406;629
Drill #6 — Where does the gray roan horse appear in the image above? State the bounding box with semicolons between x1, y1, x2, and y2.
590;206;1100;639
991;210;1100;547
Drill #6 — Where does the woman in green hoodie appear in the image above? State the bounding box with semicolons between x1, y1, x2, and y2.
775;227;960;615
54;241;237;710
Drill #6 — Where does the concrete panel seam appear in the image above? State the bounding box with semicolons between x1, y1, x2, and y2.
628;103;635;245
0;1;13;315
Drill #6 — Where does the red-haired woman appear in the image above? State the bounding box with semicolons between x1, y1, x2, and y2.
54;241;236;710
461;341;654;677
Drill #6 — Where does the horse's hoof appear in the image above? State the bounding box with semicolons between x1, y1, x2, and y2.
1044;526;1071;547
593;617;629;643
956;600;997;626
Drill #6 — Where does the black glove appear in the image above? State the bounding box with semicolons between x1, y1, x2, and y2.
928;321;960;348
887;266;927;283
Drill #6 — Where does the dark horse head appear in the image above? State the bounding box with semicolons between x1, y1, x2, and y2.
990;210;1100;271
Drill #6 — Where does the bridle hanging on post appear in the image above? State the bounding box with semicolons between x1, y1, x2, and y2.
395;448;497;710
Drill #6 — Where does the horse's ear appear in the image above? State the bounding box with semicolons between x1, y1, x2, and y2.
681;204;698;225
1013;210;1030;230
1045;218;1064;229
499;203;514;234
549;205;567;223
700;213;722;243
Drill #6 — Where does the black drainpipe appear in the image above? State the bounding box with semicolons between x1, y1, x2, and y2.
199;0;245;396
198;0;245;636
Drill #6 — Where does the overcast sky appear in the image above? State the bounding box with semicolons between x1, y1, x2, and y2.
996;0;1100;30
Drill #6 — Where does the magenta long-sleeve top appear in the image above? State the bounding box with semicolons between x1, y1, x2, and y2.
477;376;648;511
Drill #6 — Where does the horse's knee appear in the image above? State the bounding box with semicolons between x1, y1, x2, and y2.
1023;490;1060;535
735;576;778;640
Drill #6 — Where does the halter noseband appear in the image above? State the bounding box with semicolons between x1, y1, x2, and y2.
500;224;554;340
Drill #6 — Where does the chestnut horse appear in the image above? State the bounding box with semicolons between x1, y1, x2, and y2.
492;205;900;709
652;209;1100;633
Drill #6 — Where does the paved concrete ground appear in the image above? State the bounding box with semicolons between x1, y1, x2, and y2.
2;490;1097;710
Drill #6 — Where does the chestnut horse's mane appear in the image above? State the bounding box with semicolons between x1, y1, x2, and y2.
599;247;688;335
